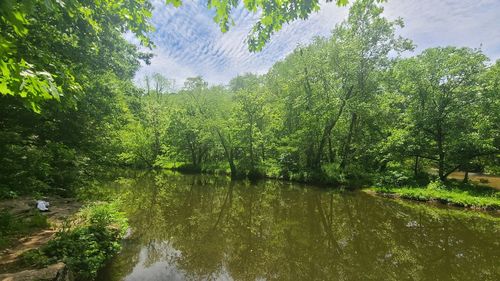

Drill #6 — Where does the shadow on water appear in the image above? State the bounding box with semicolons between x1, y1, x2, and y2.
97;171;500;281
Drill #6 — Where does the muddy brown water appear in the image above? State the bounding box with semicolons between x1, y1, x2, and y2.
447;172;500;190
97;172;500;281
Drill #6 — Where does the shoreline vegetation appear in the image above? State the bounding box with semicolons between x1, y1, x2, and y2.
0;0;499;279
0;200;127;281
0;169;498;280
365;184;500;211
164;163;500;211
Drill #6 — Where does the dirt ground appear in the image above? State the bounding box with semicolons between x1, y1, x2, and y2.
0;197;82;272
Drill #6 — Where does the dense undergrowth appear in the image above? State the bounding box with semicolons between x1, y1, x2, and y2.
20;202;128;281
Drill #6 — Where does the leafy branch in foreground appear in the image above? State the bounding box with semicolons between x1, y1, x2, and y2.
0;0;153;112
167;0;386;51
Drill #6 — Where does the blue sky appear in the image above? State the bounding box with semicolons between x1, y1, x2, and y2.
130;0;500;86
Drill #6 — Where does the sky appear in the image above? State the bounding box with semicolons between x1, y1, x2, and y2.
129;0;500;87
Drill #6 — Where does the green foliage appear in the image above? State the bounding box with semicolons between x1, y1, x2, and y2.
0;210;49;249
0;0;154;111
0;0;498;205
163;0;386;51
0;0;376;115
371;182;500;210
21;247;52;267
21;202;128;280
0;210;16;248
1;0;152;196
113;0;498;189
374;169;412;187
390;47;496;180
427;180;447;191
0;136;86;197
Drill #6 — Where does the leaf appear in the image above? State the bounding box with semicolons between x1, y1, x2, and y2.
0;60;11;77
0;80;13;95
166;0;183;8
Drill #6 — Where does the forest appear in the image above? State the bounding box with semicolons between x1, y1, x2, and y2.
1;0;498;196
0;0;499;280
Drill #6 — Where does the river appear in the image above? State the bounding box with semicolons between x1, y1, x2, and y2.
96;171;499;281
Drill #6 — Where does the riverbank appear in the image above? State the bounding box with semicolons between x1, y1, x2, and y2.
0;196;82;258
0;196;81;279
366;180;500;211
0;198;127;281
164;164;500;210
1;171;499;281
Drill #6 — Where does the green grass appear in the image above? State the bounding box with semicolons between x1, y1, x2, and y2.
368;180;500;210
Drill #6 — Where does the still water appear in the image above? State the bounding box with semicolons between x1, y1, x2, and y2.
97;171;499;281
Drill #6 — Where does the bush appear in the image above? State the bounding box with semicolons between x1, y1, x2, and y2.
174;163;202;173
0;211;15;248
427;180;447;190
21;202;128;281
21;248;53;268
374;169;412;187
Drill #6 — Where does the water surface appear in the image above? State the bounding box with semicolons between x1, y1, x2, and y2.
97;172;499;281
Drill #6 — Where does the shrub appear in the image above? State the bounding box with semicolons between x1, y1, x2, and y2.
374;169;412;187
21;202;128;281
427;180;446;190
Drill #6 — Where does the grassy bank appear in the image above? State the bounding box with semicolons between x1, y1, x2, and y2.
367;180;500;210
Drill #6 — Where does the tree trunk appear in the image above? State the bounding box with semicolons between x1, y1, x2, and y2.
249;117;254;169
414;155;419;178
314;99;346;169
228;149;238;178
328;135;334;163
216;129;238;178
261;143;265;162
196;146;206;169
340;112;357;170
314;86;353;169
437;123;446;181
188;137;198;167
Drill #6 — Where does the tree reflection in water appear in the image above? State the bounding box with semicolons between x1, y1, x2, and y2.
97;171;500;281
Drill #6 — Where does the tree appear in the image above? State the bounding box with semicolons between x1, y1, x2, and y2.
0;0;153;111
477;60;500;175
1;0;381;112
231;74;267;175
265;0;411;178
392;47;496;180
164;77;214;170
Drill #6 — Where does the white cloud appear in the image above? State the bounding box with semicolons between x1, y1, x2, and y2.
383;0;500;59
130;0;500;86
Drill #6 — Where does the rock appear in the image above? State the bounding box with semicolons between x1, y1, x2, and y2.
54;264;74;281
0;262;73;281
